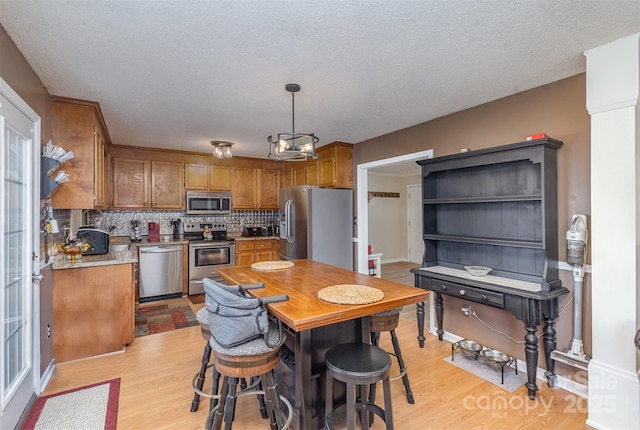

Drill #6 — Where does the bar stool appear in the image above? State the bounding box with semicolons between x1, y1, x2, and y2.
190;307;216;412
324;343;393;430
369;307;415;404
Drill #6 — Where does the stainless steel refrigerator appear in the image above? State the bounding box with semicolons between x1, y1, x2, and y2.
279;186;353;270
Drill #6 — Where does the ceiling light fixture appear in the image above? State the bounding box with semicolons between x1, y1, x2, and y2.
268;83;319;161
211;140;233;159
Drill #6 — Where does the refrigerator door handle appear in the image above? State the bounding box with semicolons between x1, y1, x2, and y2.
286;199;294;244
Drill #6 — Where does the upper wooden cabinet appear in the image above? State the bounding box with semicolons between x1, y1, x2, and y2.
151;161;184;209
231;168;257;209
50;97;111;209
317;142;352;188
112;158;150;208
184;164;231;191
258;169;280;209
112;158;183;209
280;142;352;189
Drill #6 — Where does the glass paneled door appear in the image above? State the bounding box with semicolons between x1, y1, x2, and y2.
0;79;40;429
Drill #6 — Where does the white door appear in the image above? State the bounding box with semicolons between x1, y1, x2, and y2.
407;184;423;264
0;79;41;430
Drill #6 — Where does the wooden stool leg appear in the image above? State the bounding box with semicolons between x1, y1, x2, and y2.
325;372;335;429
262;371;287;429
223;377;238;430
208;376;229;430
211;366;220;411
346;381;356;430
254;377;270;420
382;376;394;430
390;329;414;404
191;342;212;412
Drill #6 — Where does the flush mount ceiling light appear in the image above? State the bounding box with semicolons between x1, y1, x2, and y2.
211;140;233;159
268;83;319;161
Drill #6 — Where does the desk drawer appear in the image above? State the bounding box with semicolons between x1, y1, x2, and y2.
433;280;504;308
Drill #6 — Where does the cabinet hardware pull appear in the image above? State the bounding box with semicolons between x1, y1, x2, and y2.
459;289;466;296
482;294;488;301
441;285;447;291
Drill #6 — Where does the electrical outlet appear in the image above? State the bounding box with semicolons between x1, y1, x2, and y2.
461;305;471;317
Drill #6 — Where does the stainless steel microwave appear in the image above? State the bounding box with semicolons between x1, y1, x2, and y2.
186;191;232;215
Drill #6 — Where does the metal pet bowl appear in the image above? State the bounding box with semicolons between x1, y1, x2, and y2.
464;266;492;277
482;349;513;371
457;339;484;360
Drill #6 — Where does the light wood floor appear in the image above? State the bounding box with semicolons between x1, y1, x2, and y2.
39;262;589;429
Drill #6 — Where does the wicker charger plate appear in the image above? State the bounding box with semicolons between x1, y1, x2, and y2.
251;260;295;271
318;284;384;305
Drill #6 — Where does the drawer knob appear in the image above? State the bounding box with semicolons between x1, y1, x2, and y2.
441;285;447;291
459;289;466;296
482;294;488;301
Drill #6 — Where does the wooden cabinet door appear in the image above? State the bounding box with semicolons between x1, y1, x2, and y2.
258;169;280;209
293;165;306;186
93;121;108;209
113;158;151;208
184;164;208;190
151;161;184;209
209;166;231;190
255;239;275;262
306;160;320;186
236;240;256;266
282;168;293;189
231;168;257;209
52;264;133;362
319;157;336;187
51;98;111;209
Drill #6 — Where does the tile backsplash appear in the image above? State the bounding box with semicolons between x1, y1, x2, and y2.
53;209;279;239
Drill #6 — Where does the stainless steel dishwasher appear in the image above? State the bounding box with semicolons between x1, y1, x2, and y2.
138;245;183;302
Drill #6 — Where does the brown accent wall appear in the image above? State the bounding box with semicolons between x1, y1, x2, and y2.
0;24;52;142
354;74;591;379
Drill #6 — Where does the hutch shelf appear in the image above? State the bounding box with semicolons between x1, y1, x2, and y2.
410;137;569;400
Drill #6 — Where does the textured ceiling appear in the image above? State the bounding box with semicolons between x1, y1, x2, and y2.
1;1;640;173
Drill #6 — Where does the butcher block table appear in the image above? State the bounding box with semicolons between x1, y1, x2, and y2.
216;259;430;430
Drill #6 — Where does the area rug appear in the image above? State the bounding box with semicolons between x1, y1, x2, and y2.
22;378;120;430
135;300;198;337
443;352;527;392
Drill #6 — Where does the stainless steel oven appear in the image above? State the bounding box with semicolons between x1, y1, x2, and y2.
185;222;236;295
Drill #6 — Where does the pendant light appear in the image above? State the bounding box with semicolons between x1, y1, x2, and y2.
268;83;319;161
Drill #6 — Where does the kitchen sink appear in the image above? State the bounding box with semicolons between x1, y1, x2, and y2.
109;244;130;252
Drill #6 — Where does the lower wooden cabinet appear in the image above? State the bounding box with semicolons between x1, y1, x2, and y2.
235;239;279;265
52;264;134;362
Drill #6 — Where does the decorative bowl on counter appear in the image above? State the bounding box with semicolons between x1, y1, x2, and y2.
57;242;91;262
464;266;492;277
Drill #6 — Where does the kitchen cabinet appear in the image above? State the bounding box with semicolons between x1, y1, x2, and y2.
50;96;111;209
236;239;279;265
112;158;151;208
185;164;231;191
255;239;278;261
236;240;256;266
306;160;320;186
52;263;134;362
231;168;258;209
258;169;280;209
293;164;306;186
318;141;352;188
231;168;280;209
151;161;184;209
112;158;183;209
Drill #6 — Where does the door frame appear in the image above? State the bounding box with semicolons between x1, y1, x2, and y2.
356;149;432;274
407;183;423;263
0;77;42;429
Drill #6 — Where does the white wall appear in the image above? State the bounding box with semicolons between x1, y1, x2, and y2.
367;173;420;262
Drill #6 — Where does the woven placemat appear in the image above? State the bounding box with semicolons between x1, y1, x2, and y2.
318;284;384;305
251;260;294;271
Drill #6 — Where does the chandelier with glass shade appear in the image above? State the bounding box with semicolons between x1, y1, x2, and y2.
268;83;319;161
211;140;233;159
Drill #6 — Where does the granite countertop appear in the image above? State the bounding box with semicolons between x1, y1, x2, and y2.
110;236;189;246
229;233;279;241
52;249;138;270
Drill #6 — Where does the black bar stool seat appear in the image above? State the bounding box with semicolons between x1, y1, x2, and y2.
325;343;394;430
